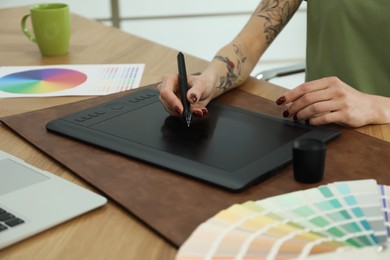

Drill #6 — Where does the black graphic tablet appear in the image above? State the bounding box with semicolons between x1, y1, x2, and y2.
46;88;340;191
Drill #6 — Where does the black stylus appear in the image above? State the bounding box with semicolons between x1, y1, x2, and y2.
177;52;192;127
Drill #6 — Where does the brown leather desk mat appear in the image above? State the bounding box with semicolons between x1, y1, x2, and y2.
1;84;390;247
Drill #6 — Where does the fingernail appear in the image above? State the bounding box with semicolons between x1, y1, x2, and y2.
283;110;289;118
293;115;298;121
192;111;202;117
174;106;181;116
201;108;208;116
276;96;286;105
190;94;198;103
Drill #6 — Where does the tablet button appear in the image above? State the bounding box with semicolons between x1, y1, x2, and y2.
110;104;124;110
128;98;138;103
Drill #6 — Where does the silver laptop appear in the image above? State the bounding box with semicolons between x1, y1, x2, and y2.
0;150;107;249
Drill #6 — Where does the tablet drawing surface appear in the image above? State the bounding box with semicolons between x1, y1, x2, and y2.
46;88;340;191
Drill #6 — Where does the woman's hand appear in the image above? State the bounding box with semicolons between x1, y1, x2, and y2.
157;73;216;118
276;76;388;127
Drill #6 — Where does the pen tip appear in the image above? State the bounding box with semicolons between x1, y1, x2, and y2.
186;116;191;127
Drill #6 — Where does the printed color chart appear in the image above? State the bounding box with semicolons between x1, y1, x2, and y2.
0;69;87;94
177;179;390;260
0;64;144;97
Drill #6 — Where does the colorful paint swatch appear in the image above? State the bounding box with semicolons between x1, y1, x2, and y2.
177;179;390;260
379;185;390;237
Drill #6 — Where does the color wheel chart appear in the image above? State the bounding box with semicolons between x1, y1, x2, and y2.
0;64;144;97
177;179;390;260
0;68;87;94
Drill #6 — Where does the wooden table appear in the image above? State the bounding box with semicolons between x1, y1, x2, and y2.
0;6;389;260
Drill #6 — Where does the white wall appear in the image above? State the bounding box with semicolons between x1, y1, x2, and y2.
1;0;307;88
0;0;112;19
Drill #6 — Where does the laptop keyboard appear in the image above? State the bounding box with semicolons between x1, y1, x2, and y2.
0;207;25;232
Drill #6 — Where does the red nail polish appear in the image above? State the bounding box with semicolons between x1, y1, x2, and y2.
201;108;208;115
283;110;289;118
174;106;181;116
276;96;286;105
192;111;203;117
190;94;197;103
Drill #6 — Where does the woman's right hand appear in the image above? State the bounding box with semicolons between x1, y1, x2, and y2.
157;73;216;118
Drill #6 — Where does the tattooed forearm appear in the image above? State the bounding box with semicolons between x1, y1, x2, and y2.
214;44;247;91
256;0;301;44
214;55;237;90
212;1;300;91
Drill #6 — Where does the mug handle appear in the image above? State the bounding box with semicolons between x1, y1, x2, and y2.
21;14;37;42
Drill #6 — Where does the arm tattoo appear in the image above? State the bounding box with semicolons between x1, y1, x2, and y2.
214;44;247;91
256;0;300;44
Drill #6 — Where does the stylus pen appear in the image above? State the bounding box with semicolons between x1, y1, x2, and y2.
177;52;192;127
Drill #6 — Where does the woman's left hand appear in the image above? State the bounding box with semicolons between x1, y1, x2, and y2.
275;76;381;127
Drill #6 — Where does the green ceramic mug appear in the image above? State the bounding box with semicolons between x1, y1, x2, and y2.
21;3;70;56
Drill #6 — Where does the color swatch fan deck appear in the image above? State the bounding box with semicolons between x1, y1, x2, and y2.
177;179;390;259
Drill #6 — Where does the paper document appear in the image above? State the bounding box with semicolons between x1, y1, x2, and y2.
0;64;145;97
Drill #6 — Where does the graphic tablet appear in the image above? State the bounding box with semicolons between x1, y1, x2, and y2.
46;88;340;191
